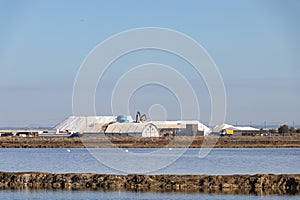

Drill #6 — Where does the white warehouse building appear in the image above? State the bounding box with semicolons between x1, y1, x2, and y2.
105;122;159;137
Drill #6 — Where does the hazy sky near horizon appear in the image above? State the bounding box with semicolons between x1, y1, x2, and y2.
0;0;299;127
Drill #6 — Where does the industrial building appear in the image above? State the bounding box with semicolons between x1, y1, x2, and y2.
52;114;260;138
54;115;211;137
1;113;261;138
212;123;260;136
104;122;159;137
151;120;211;136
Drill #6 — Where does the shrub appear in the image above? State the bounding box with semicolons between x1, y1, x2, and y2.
278;125;289;134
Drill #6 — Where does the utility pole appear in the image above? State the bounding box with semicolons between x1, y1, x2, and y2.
85;117;88;130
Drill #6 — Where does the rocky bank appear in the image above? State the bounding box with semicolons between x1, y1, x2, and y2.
0;172;299;195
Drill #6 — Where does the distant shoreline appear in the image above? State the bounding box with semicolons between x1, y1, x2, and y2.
0;135;300;148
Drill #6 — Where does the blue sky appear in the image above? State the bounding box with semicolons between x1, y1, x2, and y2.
0;0;299;127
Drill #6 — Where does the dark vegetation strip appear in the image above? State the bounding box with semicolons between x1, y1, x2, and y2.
0;172;299;195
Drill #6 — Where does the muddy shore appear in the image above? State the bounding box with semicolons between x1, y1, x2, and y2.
0;172;299;195
0;135;300;148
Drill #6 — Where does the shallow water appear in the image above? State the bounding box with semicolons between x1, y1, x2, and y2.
0;190;299;200
0;148;299;174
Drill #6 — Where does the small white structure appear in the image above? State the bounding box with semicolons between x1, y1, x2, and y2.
55;116;134;133
213;123;259;132
105;122;159;137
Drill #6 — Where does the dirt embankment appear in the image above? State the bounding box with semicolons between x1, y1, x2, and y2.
0;135;300;148
0;172;299;195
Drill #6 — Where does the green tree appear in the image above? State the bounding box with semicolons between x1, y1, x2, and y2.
278;125;289;134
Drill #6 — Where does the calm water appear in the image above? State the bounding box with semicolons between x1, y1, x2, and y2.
1;148;299;199
0;190;299;200
0;148;299;174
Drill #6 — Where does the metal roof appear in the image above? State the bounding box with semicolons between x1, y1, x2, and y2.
213;123;259;132
105;122;157;134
